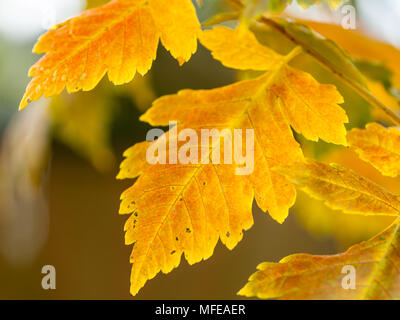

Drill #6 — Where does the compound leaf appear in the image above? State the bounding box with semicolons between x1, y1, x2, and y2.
278;159;400;216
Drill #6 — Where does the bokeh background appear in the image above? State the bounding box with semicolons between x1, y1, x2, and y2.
0;0;399;299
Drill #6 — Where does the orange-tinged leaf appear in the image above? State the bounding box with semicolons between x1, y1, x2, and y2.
239;218;400;299
150;0;200;62
20;0;200;109
294;147;399;247
200;26;283;71
119;35;348;294
270;65;347;145
139;74;304;223
304;20;400;89
121;150;255;295
201;26;348;145
278;159;400;216
348;123;400;178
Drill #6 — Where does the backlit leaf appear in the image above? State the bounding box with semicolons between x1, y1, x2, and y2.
294;148;398;247
201;26;348;144
239;218;400;299
118;26;348;295
348;123;400;178
20;0;200;109
278;159;400;216
200;25;282;71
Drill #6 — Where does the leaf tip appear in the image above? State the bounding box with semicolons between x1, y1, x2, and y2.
177;57;186;66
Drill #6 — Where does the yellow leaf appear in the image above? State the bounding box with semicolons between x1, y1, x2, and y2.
200;26;282;71
278;159;400;216
348;123;400;178
239;218;400;299
200;26;348;145
139;75;303;224
119;76;302;295
119;29;348;295
250;18;400;126
20;0;200;109
294;148;398;247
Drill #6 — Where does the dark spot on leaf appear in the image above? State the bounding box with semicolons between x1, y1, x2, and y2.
186;228;191;233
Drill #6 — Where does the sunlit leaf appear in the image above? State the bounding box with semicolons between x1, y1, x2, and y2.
348;123;400;178
20;0;200;109
278;159;400;216
118;26;348;295
239;218;400;299
293;148;398;247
